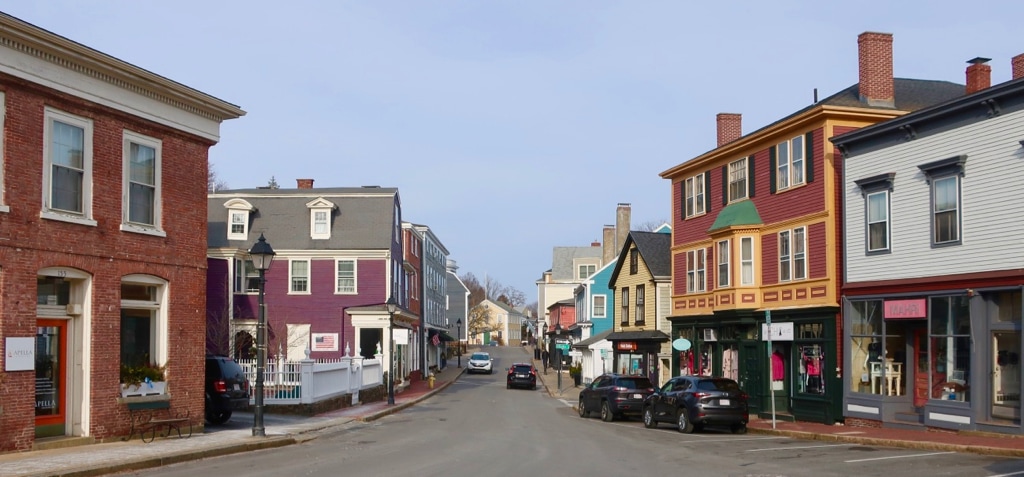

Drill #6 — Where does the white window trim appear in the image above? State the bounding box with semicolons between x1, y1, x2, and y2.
740;236;755;286
306;197;336;240
728;157;748;202
866;190;890;252
224;198;254;241
776;135;806;192
717;239;730;288
41;107;96;226
335;259;357;294
289;259;311;295
0;91;7;213
592;294;607;318
121;274;169;368
779;227;807;282
120;130;165;237
685;174;705;218
687;248;707;293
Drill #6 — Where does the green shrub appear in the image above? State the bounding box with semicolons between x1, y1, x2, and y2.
120;362;166;386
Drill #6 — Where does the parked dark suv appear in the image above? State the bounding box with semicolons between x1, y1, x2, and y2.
506;363;537;390
642;375;749;434
578;373;654;422
205;355;250;425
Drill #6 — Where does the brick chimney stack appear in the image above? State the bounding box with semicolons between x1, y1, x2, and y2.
602;225;616;264
716;113;742;147
1013;53;1024;80
615;203;631;258
297;179;314;189
858;32;895;107
965;57;992;94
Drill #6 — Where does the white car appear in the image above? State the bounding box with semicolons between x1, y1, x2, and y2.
468;352;493;374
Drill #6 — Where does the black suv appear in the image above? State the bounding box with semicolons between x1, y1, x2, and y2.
578;373;654;422
642;376;749;434
506;363;537;390
205;355;250;425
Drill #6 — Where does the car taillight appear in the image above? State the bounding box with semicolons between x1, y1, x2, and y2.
508;368;515;375
612;386;627;392
214;379;227;393
530;369;536;376
738;392;749;401
692;391;711;400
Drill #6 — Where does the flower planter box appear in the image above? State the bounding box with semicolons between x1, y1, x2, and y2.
121;381;167;398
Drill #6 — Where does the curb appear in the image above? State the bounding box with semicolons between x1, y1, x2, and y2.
746;427;1024;458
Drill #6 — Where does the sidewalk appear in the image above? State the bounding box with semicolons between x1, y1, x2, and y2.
0;365;465;477
527;345;1024;458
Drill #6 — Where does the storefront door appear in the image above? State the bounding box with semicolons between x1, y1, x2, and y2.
913;328;929;408
991;331;1021;422
36;319;67;438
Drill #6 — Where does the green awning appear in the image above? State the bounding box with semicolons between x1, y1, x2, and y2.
709;199;763;232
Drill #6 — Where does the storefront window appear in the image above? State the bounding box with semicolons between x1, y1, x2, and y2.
850;300;883;394
698;343;714;376
797;344;825;395
993;290;1022;323
930;296;970;402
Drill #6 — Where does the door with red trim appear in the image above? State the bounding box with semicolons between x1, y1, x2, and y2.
913;327;929;408
36;320;67;438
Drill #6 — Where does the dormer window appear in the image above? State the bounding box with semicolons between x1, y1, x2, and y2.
223;198;254;241
306;197;337;240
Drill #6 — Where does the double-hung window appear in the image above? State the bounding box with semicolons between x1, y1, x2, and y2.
120;275;168;371
578;264;596;280
123;131;162;234
336;259;356;294
686;248;706;293
776;135;805;191
224;198;254;241
779;227;807;282
593;295;607;318
620;288;629;324
855;173;896;254
290;260;310;294
918;155;966;247
728;158;748;202
717;240;730;288
244;260;261;293
629;249;639;274
634;285;645;325
685;174;705;217
307;198;335;240
43;108;94;225
740;237;755;285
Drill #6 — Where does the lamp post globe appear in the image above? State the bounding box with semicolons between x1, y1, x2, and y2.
456;318;462;368
248;233;275;437
385;295;398;405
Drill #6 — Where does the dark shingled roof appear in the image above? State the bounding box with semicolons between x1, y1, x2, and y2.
608;231;672;286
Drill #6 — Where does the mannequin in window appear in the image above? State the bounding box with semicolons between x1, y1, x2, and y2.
803;348;822;394
866;339;882;368
771;349;785;382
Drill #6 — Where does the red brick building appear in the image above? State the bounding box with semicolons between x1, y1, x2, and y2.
0;13;243;451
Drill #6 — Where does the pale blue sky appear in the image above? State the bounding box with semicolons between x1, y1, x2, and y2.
5;1;1022;298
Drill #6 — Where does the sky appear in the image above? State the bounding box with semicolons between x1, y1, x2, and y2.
5;1;1023;299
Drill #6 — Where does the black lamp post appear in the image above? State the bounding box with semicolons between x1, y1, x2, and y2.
456;318;463;368
542;322;549;374
554;322;563;391
386;295;397;406
248;233;275;437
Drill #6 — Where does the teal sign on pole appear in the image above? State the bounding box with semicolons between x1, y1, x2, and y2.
556;343;570;351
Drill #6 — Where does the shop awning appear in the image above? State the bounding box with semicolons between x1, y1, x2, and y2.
605;330;670;342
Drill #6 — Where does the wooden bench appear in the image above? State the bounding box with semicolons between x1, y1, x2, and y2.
124;399;192;443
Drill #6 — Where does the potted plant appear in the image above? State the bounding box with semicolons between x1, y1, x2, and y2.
569;362;583;387
120;362;167;397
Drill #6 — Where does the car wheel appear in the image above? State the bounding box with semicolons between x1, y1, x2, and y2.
731;423;747;434
206;410;231;425
578;399;587;418
675;408;694;434
643;407;657;428
507;383;511;389
601;401;615;422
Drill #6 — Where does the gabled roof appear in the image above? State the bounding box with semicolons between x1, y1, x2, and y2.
607;231;672;286
550;246;603;280
207;187;399;250
572;329;614;349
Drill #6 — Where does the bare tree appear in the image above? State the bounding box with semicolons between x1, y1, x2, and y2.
635;219;670;232
208;163;229;192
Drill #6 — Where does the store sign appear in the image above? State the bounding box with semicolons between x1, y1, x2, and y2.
393;329;408;345
760;322;794;341
616;341;637;351
884;299;927;319
5;337;34;371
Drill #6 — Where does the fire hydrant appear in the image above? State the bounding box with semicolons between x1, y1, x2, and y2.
428;372;436;389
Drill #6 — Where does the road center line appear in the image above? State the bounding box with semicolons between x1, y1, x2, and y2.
746;444;849;452
845;451;955;463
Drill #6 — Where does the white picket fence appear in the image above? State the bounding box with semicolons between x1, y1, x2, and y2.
237;355;383;405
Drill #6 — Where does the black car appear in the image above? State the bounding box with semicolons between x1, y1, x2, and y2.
205;355;250;425
642;376;749;434
577;373;654;422
506;363;537;390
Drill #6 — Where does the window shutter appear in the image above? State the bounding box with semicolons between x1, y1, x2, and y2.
721;165;728;205
805;132;815;183
747;155;756;198
769;146;777;194
704;170;712;213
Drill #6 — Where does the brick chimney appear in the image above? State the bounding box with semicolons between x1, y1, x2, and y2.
965;57;992;94
1013;53;1024;80
297;178;314;189
716;113;742;147
615;203;631;258
602;225;616;264
858;32;895;107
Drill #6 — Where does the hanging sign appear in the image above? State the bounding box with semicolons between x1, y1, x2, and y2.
5;337;34;371
616;341;637;351
760;322;794;341
672;338;692;351
884;299;927;319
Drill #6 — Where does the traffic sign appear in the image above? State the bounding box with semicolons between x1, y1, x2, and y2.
555;343;570;351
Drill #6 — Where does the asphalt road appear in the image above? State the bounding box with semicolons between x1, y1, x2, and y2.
115;346;1024;477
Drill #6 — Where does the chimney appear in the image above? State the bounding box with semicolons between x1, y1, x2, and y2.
615;203;631;257
1013;53;1024;80
591;241;601;247
716;113;742;147
857;32;895;107
297;178;314;189
965;57;992;94
602;225;615;264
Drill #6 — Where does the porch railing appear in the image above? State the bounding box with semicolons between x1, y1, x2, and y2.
238;355;383;405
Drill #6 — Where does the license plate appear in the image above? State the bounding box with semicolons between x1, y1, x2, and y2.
632;393;642;399
719;398;730;406
233;384;240;391
517;374;526;378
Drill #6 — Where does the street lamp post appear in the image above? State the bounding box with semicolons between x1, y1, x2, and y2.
554;322;563;391
386;295;397;406
542;322;549;374
248;233;275;437
456;318;463;368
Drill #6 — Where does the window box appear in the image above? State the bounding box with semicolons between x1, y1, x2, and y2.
120;381;167;398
